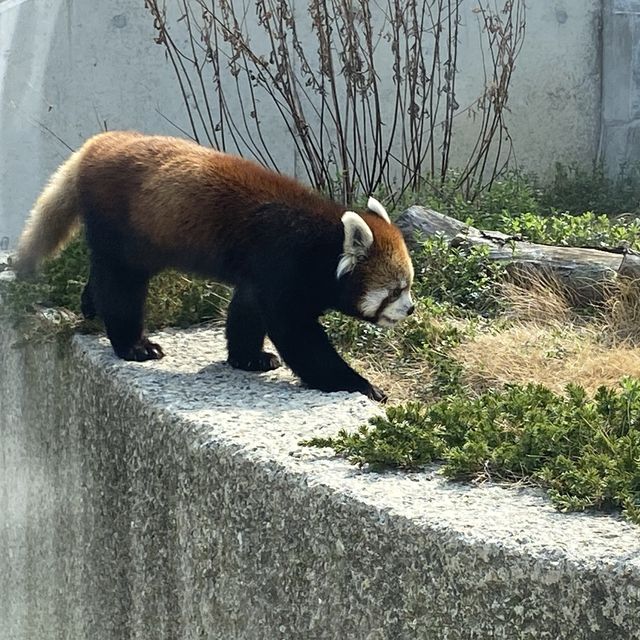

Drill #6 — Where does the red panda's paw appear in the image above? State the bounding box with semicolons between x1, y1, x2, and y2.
119;338;165;362
228;351;281;372
365;384;388;403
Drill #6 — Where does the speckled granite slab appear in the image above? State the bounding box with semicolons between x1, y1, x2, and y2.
1;323;639;640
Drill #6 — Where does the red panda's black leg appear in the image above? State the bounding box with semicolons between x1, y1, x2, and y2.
263;310;387;402
91;259;163;362
226;287;281;372
80;272;96;319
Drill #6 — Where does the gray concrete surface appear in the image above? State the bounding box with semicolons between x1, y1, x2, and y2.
1;320;639;640
0;0;603;249
602;0;640;170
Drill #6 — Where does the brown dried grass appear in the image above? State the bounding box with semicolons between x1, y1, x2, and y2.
456;276;640;394
499;273;573;325
350;354;434;404
601;276;640;345
454;323;640;395
350;273;640;402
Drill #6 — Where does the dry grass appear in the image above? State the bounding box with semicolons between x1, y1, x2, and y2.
499;273;574;325
601;276;640;345
454;323;640;395
456;276;640;394
363;275;640;400
331;274;640;402
349;354;434;404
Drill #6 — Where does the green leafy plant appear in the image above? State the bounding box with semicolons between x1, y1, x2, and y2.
391;170;540;227
321;313;385;355
304;379;640;524
305;402;448;469
411;235;505;315
2;238;90;319
1;237;230;332
540;162;640;216
392;163;640;240
499;211;640;249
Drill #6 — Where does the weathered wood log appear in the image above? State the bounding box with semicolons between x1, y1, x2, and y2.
396;205;640;303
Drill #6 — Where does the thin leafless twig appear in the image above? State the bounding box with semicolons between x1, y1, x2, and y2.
145;0;525;204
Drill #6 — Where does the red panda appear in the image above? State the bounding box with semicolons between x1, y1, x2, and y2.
14;132;414;401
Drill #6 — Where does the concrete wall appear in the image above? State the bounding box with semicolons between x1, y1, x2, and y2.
0;0;603;249
507;2;602;175
602;0;640;169
0;0;295;251
0;0;183;250
1;318;640;640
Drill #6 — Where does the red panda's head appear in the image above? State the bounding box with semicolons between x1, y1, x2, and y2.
337;197;415;327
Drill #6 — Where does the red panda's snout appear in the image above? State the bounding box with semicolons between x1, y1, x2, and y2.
361;286;415;327
338;198;415;327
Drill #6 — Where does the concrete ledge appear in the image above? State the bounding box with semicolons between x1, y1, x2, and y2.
1;323;639;639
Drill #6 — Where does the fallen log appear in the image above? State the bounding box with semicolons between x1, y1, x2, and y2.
396;206;640;303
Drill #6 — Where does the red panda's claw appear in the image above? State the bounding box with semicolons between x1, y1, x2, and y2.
120;338;165;362
144;340;165;360
228;351;281;372
366;384;388;403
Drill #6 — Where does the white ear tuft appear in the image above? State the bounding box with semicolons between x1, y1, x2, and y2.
337;211;374;278
367;196;391;224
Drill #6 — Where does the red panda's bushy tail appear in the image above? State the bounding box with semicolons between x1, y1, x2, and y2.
13;150;84;276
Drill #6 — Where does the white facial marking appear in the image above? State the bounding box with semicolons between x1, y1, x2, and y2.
380;290;414;325
359;287;414;327
367;197;391;224
359;288;389;318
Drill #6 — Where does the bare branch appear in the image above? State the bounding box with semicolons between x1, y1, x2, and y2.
144;0;526;204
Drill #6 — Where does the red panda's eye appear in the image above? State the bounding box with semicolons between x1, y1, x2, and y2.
390;287;403;300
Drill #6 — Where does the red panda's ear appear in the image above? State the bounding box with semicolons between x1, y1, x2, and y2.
337;211;374;279
367;197;391;224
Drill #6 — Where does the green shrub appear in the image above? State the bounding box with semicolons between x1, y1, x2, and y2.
2;239;90;319
540;162;640;216
392;170;540;227
145;272;229;330
321;313;385;355
304;379;640;524
392;163;640;235
411;235;505;315
498;210;640;249
1;237;230;331
460;172;542;227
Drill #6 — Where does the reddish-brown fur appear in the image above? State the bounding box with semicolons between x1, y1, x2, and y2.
18;131;410;280
81;132;340;249
15;132;413;400
76;132;410;276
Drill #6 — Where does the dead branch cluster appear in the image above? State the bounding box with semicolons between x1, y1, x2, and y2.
144;0;525;203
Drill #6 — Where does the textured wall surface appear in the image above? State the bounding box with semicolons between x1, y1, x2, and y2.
602;0;640;169
1;321;639;640
0;0;603;249
504;1;602;178
0;0;295;250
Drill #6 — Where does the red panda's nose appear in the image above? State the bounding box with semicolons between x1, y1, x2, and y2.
407;304;415;316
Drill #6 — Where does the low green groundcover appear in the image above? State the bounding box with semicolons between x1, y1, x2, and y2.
304;380;640;524
1;238;229;331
